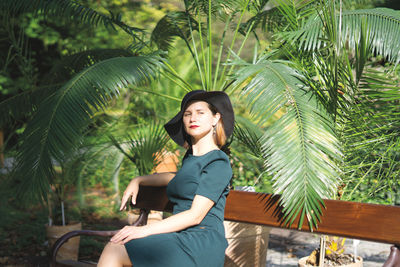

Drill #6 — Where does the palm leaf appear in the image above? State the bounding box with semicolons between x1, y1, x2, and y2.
0;85;57;127
184;0;248;17
233;58;341;229
308;51;356;117
341;67;400;203
1;49;136;127
239;7;284;36
0;0;145;39
280;8;400;63
150;11;199;52
233;124;263;159
12;55;163;202
273;0;317;31
238;0;285;35
342;8;400;64
110;123;169;176
42;49;135;84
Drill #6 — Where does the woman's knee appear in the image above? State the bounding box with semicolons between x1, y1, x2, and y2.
99;242;132;267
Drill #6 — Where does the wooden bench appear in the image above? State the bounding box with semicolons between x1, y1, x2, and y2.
51;186;400;267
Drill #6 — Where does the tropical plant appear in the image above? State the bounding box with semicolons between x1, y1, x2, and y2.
274;0;400;263
47;150;84;226
1;0;400;230
232;123;271;192
110;122;170;177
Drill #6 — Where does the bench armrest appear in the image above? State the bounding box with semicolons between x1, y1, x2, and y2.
50;208;150;267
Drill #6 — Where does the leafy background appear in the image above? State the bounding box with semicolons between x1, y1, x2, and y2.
0;0;399;265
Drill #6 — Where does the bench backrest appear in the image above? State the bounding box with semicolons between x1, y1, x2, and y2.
136;186;400;245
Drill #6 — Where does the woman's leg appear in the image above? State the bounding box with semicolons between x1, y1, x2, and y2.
98;242;132;267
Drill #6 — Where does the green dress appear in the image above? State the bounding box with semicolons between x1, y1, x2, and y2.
125;149;232;267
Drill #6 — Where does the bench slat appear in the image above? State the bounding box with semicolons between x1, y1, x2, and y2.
224;190;400;245
134;187;400;245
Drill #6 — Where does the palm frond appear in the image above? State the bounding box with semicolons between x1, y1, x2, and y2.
341;67;400;203
342;8;400;64
184;0;248;17
248;0;272;12
1;49;136;127
233;58;341;229
233;124;263;159
0;0;145;39
0;91;33;127
110;123;169;176
239;0;282;34
277;10;322;51
150;11;199;52
280;8;400;63
344;67;400;154
239;7;284;36
12;55;163;202
307;51;356;117
273;0;317;31
0;85;57;127
42;49;135;84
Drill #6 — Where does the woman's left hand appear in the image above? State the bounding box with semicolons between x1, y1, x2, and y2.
110;225;149;244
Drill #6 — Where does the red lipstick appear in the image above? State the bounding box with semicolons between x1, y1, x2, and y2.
189;125;199;129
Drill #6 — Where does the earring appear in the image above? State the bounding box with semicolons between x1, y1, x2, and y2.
213;125;217;135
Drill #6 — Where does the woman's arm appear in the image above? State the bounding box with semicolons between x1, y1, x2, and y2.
119;172;176;211
111;195;214;244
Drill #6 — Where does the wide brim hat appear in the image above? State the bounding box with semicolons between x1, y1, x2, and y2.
164;90;235;146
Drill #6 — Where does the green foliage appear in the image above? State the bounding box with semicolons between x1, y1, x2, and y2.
231;123;273;192
340;67;400;204
110;122;170;176
275;0;400;210
151;11;199;51
2;0;400;231
12;55;163;203
1;0;144;39
0;187;48;256
233;57;341;228
280;5;400;64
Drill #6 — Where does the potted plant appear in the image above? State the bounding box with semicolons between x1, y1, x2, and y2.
298;236;362;267
44;152;87;262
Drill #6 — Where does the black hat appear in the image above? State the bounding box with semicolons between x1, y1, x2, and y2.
164;90;235;146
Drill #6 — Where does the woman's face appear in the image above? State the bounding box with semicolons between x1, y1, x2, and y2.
182;101;220;142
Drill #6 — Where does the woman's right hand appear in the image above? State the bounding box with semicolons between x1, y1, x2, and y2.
119;177;141;211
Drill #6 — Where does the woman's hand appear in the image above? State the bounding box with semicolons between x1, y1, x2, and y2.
119;173;175;211
119;178;141;211
110;225;149;244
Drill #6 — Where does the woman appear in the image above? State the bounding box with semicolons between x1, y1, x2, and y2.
98;90;235;267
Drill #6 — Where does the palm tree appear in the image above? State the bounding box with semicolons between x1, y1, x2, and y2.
1;0;399;229
275;0;400;206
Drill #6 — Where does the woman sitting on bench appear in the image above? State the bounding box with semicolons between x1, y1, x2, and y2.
98;90;235;267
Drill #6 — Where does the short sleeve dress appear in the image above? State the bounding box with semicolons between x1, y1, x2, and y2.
124;149;232;267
